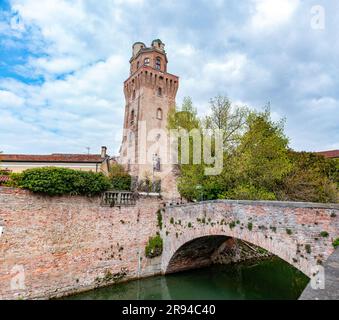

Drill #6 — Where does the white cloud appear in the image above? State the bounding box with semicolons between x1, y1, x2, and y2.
251;0;300;31
0;90;25;108
1;0;338;155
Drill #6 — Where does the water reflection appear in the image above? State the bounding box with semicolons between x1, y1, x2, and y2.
64;257;309;300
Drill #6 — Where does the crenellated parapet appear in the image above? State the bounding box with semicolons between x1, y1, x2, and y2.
124;66;179;100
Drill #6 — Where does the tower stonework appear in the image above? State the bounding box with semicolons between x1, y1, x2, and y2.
119;40;180;199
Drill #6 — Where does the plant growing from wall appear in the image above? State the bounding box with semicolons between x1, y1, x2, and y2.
332;238;339;248
145;235;163;258
247;222;253;231
305;244;311;254
286;229;293;235
157;210;163;230
229;221;236;229
320;231;329;238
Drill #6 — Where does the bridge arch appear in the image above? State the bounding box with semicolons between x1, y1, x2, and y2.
161;200;339;277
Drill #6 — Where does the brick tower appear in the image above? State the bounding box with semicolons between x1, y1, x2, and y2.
119;40;180;199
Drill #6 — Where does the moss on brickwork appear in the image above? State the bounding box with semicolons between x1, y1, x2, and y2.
157;209;163;230
270;226;277;232
95;268;128;286
305;244;311;254
229;221;236;229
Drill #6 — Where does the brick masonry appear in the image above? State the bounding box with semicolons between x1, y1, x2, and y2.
1;189;339;300
0;187;163;300
160;200;339;277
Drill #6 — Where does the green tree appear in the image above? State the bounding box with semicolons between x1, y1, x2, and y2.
167;97;200;132
222;108;291;200
204;95;249;150
167;97;204;200
109;163;132;191
277;151;338;203
168;97;338;203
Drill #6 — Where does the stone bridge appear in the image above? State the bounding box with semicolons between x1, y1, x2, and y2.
1;188;338;299
160;200;339;278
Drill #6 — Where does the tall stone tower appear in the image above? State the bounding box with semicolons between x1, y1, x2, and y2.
119;39;180;199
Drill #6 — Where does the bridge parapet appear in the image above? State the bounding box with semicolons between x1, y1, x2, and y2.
161;200;339;277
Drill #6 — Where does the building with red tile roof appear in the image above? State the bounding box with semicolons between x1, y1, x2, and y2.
316;150;339;159
0;147;113;174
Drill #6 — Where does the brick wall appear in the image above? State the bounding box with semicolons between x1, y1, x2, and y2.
1;188;338;300
0;188;163;300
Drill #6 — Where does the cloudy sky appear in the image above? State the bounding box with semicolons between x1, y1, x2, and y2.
0;0;338;155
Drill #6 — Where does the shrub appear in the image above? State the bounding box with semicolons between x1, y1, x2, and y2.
109;164;131;191
247;222;253;231
226;184;276;201
4;172;22;187
0;169;10;175
10;167;111;196
332;238;339;249
320;231;329;238
145;235;163;258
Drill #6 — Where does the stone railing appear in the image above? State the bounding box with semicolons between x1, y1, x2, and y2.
101;191;137;207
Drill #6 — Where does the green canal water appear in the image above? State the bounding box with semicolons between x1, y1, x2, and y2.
64;257;309;300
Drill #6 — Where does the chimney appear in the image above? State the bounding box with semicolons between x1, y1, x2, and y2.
101;146;107;158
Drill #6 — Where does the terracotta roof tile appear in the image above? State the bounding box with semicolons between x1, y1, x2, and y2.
0;154;104;163
316;150;339;159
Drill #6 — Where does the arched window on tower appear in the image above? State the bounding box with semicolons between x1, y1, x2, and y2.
130;110;135;125
155;57;161;70
157;87;162;96
156;108;163;120
144;58;150;66
132;90;136;100
137;61;140;69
